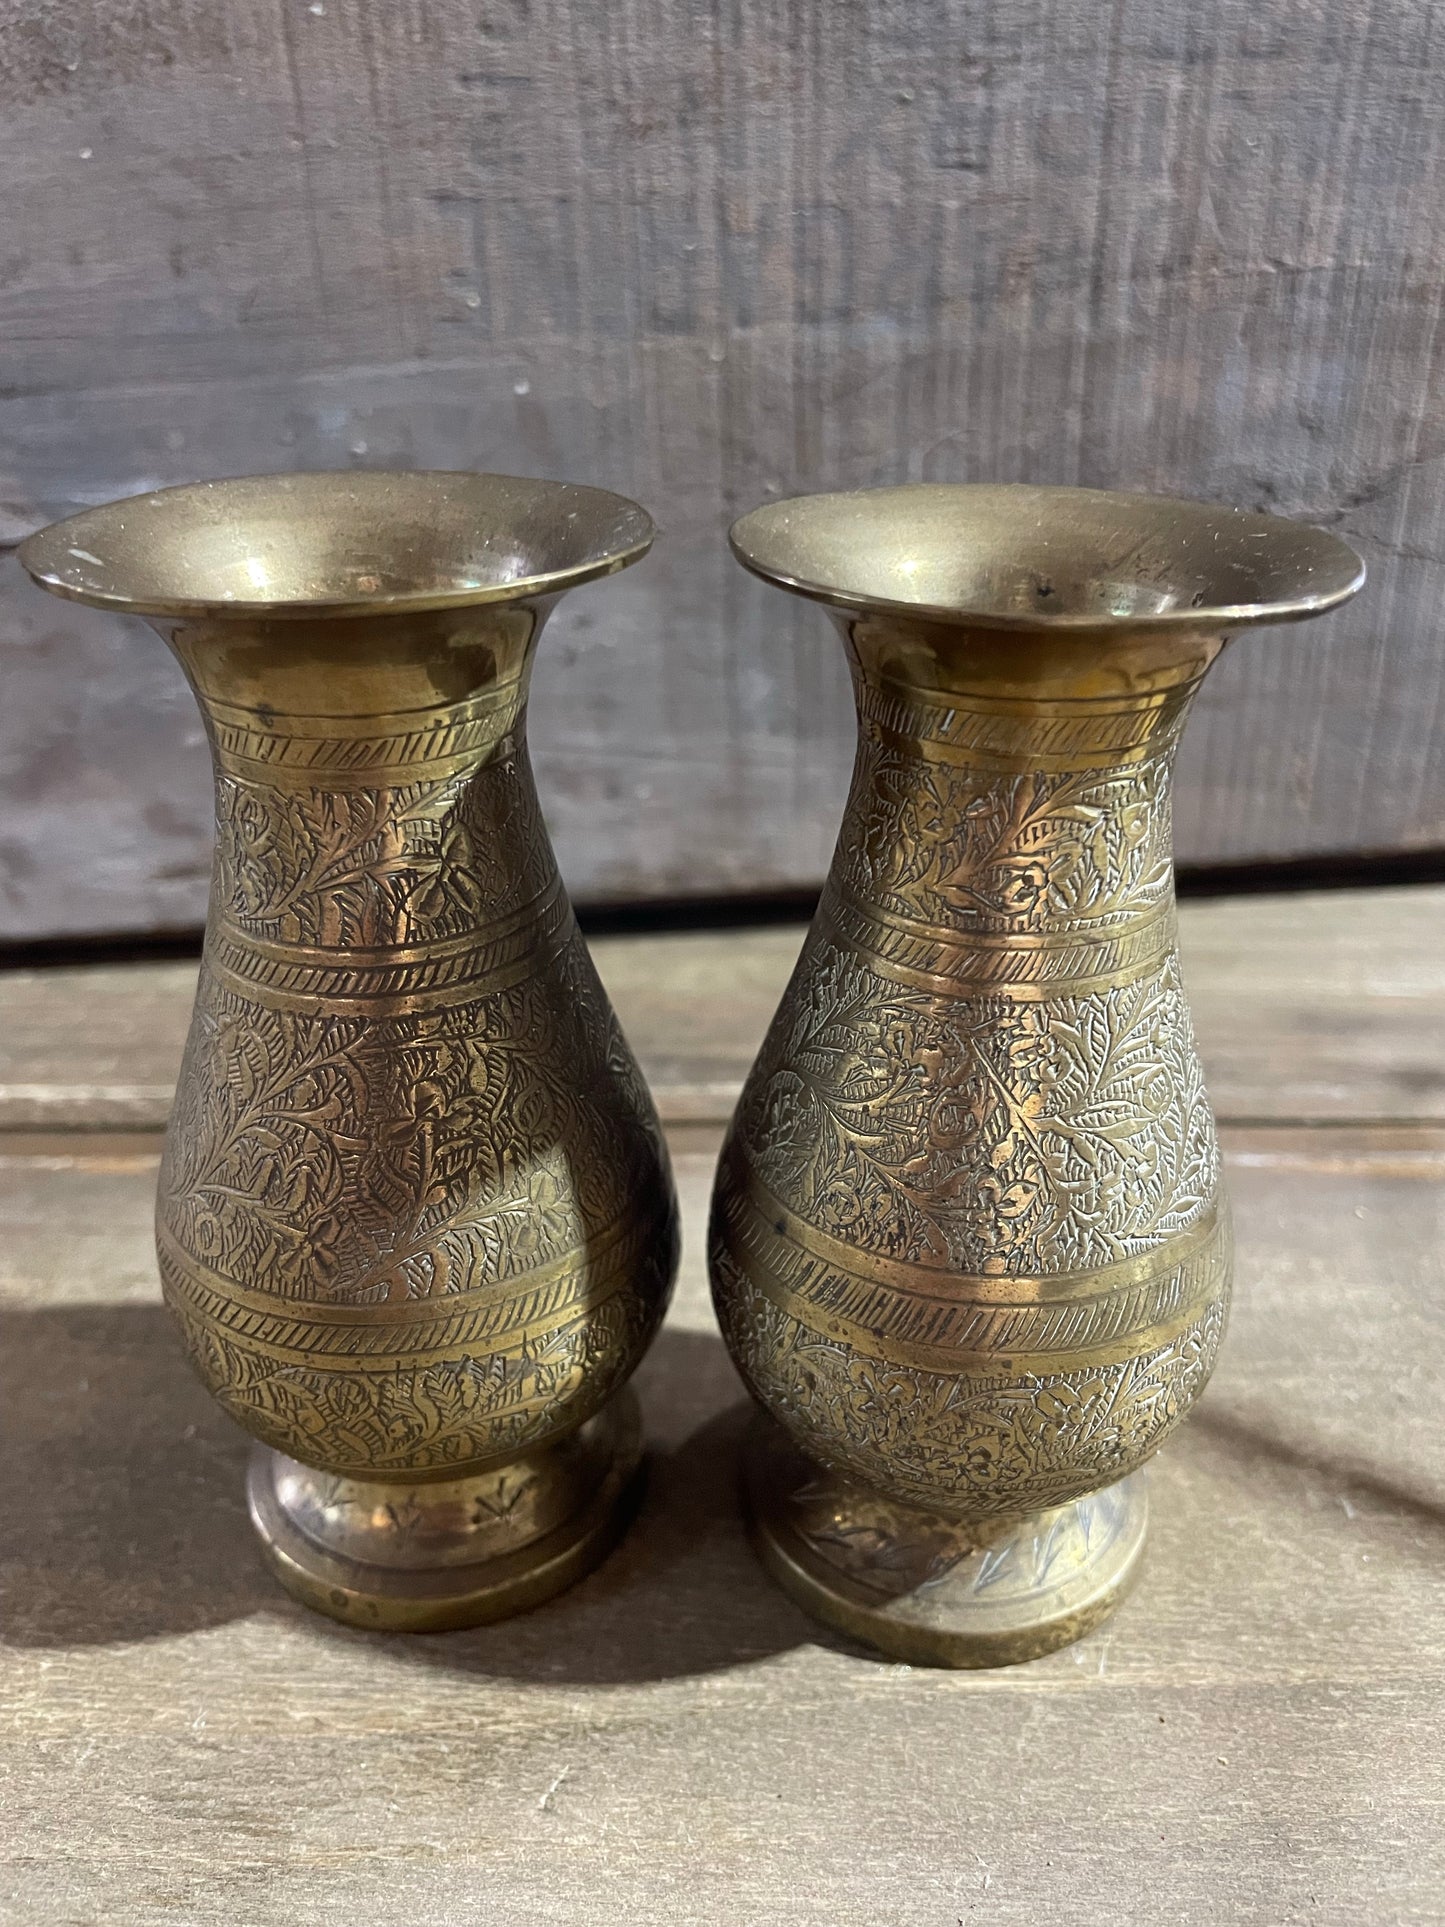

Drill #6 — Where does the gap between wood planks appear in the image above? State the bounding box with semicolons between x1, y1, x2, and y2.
3;1121;1444;1176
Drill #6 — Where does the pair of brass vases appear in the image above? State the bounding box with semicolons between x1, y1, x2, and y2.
21;473;1363;1666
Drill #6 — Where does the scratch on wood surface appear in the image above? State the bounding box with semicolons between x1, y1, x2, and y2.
274;0;329;314
1226;1148;1445;1178
538;1765;571;1811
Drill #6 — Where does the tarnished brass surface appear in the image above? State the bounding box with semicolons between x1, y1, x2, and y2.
744;1416;1148;1669
20;471;679;1630
710;483;1364;1666
248;1390;645;1633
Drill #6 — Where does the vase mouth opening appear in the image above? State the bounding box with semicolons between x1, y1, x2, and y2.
18;471;655;619
730;484;1365;633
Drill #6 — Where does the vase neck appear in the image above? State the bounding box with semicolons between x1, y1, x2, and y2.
158;601;548;754
839;607;1225;713
154;604;565;972
822;612;1223;976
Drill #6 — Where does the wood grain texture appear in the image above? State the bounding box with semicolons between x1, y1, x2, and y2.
1;0;1443;936
3;895;1445;1920
1;1127;1442;1923
2;886;1442;1126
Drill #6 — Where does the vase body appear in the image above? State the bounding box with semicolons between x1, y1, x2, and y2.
710;483;1364;1665
21;471;679;1629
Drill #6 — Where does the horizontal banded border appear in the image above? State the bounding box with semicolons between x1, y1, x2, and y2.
857;678;1196;772
816;885;1177;1000
715;1166;1229;1375
207;878;572;1012
207;689;523;788
157;1206;647;1370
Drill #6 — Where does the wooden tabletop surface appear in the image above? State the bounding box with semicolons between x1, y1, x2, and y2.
2;887;1443;1925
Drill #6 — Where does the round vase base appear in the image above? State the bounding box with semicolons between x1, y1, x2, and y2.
744;1417;1148;1669
247;1390;645;1633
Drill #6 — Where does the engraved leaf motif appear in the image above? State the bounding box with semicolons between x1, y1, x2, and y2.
845;732;1177;932
744;932;1215;1275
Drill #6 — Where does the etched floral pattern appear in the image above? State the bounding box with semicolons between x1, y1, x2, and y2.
163;726;677;1477
162;939;658;1307
709;675;1229;1525
835;727;1177;936
717;1253;1225;1516
739;938;1217;1277
171;1264;662;1474
213;757;553;952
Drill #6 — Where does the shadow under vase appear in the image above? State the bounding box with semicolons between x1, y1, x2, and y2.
0;1307;824;1680
389;1326;830;1685
0;1302;271;1644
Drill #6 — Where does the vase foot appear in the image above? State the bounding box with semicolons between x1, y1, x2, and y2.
744;1417;1147;1668
247;1390;644;1633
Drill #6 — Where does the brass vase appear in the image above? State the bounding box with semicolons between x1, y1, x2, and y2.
710;484;1364;1667
21;471;679;1630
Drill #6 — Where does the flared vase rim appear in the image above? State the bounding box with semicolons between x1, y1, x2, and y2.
17;469;656;620
729;482;1366;634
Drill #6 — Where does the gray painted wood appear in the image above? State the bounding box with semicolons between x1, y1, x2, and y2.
2;0;1443;937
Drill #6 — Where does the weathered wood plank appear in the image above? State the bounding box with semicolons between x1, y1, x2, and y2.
2;0;1444;936
1181;885;1445;1122
2;886;1442;1127
0;961;192;1128
1;1124;1441;1923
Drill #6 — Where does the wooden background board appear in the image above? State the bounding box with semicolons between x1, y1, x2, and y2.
2;0;1445;939
2;886;1444;1922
